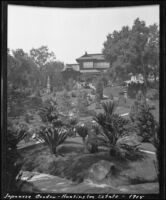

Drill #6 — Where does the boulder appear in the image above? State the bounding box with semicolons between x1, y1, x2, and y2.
87;160;115;182
120;156;158;183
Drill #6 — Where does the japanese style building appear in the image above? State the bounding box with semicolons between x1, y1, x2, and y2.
62;52;110;80
76;52;110;75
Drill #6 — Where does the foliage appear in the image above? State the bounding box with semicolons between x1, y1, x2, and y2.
103;18;159;90
94;101;141;159
56;90;72;116
40;61;64;92
30;46;56;67
76;125;89;140
94;101;130;144
130;98;157;142
127;82;146;99
76;91;89;115
5;122;28;192
146;88;159;100
75;125;89;153
65;117;78;137
39;99;60;124
36;125;68;156
37;99;69;156
65;78;75;91
8;50;40;93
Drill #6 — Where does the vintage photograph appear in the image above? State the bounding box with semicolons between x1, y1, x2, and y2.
5;3;160;194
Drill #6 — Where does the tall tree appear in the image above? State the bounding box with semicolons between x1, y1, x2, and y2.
145;24;159;84
40;61;64;92
30;46;56;67
11;49;40;93
103;18;159;91
103;26;131;83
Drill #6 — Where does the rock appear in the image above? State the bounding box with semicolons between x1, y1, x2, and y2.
87;160;115;182
18;180;40;192
120;156;158;183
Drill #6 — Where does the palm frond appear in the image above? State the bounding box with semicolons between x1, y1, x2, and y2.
102;100;117;116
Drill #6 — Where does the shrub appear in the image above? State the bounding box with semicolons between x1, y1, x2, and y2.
36;125;68;156
94;101;141;159
56;90;72;116
130;99;157;143
75;125;89;153
84;123;103;153
65;117;78;137
146;89;159;100
65;78;75;91
39;99;59;124
127;82;146;99
37;99;69;156
4;122;28;192
76;91;89;115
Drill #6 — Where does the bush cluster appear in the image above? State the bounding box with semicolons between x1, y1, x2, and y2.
4;122;28;192
130;97;158;143
127;82;146;99
146;89;159;100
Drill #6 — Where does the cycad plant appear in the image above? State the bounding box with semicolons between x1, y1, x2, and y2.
36;125;68;156
39;99;59;124
130;99;157;143
94;101;139;158
37;99;69;156
94;101;128;145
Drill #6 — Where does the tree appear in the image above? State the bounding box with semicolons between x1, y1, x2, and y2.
30;46;56;67
12;48;28;59
7;50;41;117
103;26;131;83
103;18;159;91
41;61;64;92
145;24;159;84
9;49;40;93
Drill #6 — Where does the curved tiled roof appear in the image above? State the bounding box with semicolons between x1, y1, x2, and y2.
76;53;105;61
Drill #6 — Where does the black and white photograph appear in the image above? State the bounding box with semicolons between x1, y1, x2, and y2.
2;1;165;198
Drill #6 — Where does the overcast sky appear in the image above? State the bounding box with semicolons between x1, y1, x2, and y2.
8;5;159;64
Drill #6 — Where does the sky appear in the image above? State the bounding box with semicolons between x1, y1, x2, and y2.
8;5;159;64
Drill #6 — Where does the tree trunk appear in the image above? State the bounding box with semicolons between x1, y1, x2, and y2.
51;146;58;156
